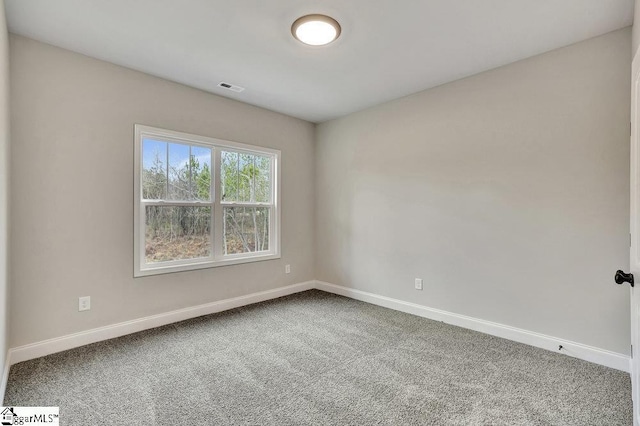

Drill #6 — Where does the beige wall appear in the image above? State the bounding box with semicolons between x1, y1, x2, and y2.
9;35;315;347
634;1;639;53
316;28;632;354
0;0;9;369
7;26;633;356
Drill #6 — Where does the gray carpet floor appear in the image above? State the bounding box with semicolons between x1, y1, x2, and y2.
4;289;633;425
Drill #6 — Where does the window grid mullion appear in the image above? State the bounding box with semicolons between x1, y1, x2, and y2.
220;202;274;207
141;201;213;207
165;142;169;199
270;155;276;250
213;148;225;259
188;145;192;199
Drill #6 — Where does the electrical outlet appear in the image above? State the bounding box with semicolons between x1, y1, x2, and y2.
285;264;291;274
79;296;91;312
415;278;423;290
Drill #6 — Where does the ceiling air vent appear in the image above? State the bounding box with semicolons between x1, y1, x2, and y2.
218;82;245;93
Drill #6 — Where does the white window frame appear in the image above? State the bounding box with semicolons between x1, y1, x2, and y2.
134;125;281;277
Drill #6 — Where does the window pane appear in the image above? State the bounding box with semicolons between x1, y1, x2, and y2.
238;153;251;202
168;143;191;200
145;206;211;263
221;150;238;202
255;155;271;203
142;139;167;200
190;146;211;201
221;150;272;203
224;207;270;255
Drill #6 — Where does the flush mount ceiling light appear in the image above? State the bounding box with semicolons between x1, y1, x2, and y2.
291;14;341;46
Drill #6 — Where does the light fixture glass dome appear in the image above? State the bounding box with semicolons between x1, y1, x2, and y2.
291;14;341;46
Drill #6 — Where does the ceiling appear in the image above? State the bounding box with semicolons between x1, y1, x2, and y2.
4;0;635;123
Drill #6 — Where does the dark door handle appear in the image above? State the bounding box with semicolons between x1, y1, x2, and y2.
615;270;634;287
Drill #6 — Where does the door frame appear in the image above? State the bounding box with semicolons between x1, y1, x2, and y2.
629;46;640;426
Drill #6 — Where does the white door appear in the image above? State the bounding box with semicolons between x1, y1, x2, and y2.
628;50;640;426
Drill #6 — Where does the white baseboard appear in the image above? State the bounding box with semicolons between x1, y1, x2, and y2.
8;281;315;367
4;278;630;385
0;351;9;403
315;280;631;373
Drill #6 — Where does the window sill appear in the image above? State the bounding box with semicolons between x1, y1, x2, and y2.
134;252;281;277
